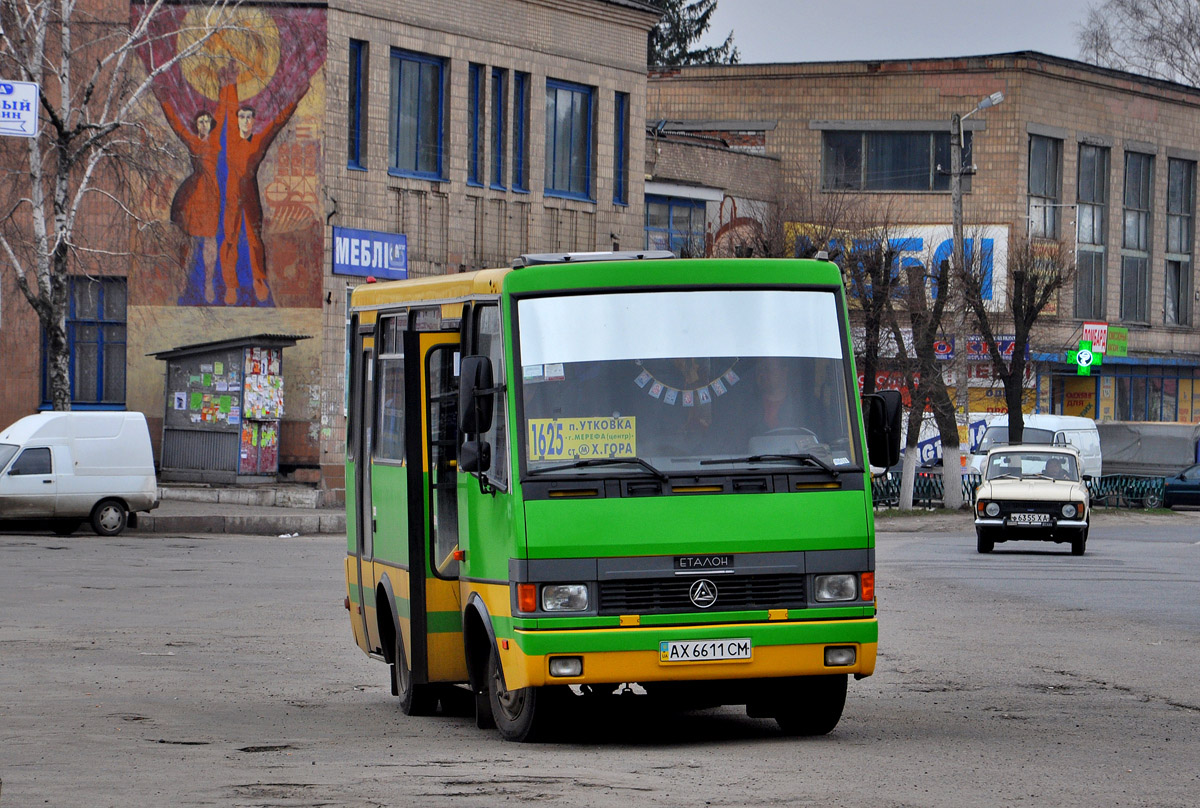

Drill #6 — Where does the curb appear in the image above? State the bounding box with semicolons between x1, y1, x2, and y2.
134;513;345;537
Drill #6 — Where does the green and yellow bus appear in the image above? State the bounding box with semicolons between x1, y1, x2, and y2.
344;252;901;741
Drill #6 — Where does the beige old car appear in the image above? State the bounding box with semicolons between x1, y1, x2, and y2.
973;444;1091;555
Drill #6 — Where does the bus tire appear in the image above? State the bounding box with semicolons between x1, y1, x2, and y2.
976;528;994;554
487;652;548;742
394;632;438;716
773;674;847;736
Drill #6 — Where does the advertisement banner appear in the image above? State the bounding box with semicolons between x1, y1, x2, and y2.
333;226;408;279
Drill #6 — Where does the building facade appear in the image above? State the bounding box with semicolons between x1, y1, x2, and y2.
0;0;658;505
648;52;1200;425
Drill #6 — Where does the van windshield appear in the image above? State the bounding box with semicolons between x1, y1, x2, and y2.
0;444;16;471
978;426;1054;453
515;289;860;476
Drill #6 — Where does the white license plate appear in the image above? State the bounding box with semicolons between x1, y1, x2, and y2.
659;638;752;664
1008;512;1050;526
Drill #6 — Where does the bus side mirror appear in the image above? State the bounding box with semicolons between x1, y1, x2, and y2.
459;355;495;435
863;390;902;469
459;438;491;473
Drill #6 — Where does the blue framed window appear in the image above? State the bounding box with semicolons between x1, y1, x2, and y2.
388;49;445;179
42;277;127;407
544;78;594;199
491;68;507;189
513;72;530;191
467;63;484;186
613;91;629;205
347;40;367;169
644;195;707;257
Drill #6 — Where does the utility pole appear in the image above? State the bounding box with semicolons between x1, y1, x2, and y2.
946;92;1003;510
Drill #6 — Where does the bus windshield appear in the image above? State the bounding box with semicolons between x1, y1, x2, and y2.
516;289;860;475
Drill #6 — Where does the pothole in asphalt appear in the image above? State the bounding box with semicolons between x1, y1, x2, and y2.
239;744;295;753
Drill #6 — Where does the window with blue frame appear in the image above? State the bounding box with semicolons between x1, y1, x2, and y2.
544;79;593;199
491;68;507;189
388;49;445;179
42;277;127;406
467;63;484;186
512;72;530;192
613;91;629;205
347;40;367;169
644;195;707;256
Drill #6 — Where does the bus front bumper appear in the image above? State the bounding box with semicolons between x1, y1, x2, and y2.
501;617;877;690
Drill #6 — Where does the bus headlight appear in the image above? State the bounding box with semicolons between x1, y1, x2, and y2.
984;501;1001;517
542;584;589;611
814;574;857;602
1062;503;1077;518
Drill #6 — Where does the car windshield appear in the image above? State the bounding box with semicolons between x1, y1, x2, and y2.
978;426;1054;453
985;451;1079;481
0;443;17;471
516;289;859;476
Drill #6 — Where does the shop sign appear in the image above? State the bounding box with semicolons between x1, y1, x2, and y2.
1082;321;1109;353
1107;326;1128;357
333;226;407;279
1067;340;1103;376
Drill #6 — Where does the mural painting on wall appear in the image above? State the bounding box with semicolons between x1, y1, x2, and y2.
133;6;326;308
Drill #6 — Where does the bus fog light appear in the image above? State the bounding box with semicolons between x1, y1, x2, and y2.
542;584;589;611
549;656;583;677
984;501;1000;517
814;574;857;602
824;646;856;666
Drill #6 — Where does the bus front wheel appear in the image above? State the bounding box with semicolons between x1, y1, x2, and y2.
772;674;847;736
487;652;551;742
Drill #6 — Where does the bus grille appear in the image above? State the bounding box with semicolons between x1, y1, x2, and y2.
598;575;805;615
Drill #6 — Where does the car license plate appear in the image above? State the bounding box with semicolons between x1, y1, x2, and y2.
1007;512;1050;526
659;638;752;664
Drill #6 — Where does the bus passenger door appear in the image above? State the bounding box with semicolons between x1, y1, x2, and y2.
349;322;375;651
410;333;468;685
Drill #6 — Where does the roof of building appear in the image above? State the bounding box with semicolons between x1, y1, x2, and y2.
650;50;1200;100
149;334;310;360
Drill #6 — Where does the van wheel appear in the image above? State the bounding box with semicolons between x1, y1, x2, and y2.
90;500;127;536
53;519;82;536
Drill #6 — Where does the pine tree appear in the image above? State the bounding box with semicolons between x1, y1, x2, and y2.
647;0;739;66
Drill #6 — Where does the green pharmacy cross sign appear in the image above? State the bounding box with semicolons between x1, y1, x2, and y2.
1067;340;1104;376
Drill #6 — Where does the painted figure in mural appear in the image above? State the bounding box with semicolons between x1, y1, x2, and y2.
217;61;305;305
158;92;222;304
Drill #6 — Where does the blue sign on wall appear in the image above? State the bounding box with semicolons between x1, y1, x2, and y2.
332;226;407;280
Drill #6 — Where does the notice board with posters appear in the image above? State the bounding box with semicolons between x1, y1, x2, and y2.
152;334;307;483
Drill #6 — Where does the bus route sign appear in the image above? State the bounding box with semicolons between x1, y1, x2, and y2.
0;80;40;138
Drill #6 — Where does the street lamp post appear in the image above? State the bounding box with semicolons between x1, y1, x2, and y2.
947;91;1003;510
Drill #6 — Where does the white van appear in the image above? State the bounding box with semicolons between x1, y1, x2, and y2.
966;414;1102;479
0;411;159;535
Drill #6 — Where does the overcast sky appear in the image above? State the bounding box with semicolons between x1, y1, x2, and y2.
700;0;1098;64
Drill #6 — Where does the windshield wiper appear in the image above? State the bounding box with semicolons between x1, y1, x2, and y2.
700;453;839;477
527;456;669;481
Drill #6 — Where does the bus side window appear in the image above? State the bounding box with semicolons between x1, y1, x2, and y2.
474;304;508;490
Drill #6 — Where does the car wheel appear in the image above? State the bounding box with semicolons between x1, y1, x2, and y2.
1071;530;1087;556
976;527;994;554
90;500;127;536
1142;491;1163;509
773;674;847;736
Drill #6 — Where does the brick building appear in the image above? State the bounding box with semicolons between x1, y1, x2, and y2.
0;0;659;505
648;52;1200;425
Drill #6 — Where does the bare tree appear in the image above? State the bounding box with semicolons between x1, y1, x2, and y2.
1078;0;1200;85
0;0;240;409
957;235;1076;445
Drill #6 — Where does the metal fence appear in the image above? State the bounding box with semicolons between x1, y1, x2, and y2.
872;471;1166;510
